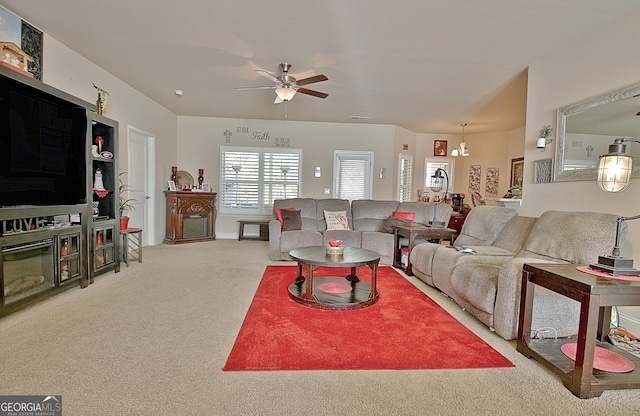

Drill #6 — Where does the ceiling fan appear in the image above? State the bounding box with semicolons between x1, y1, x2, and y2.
236;63;329;104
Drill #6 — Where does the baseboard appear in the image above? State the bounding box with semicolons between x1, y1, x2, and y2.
619;312;640;337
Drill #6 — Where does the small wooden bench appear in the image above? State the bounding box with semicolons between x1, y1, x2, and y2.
238;220;270;241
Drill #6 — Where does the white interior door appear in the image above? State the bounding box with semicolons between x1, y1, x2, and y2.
127;126;155;246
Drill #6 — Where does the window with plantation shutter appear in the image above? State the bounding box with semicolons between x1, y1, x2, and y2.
424;157;455;194
398;153;413;202
220;146;301;215
333;151;373;201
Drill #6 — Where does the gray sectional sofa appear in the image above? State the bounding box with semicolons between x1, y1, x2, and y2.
409;206;625;340
269;198;453;265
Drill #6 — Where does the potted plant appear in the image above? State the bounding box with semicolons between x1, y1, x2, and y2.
118;172;135;229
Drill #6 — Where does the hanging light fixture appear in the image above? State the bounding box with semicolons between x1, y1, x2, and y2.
275;85;297;102
451;123;470;157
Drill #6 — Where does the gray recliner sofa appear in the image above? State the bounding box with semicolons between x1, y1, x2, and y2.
410;208;625;340
269;198;453;265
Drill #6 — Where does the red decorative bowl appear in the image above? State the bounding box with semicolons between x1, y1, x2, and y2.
328;240;342;247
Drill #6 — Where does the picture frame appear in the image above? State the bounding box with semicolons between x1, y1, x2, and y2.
510;157;524;188
434;140;447;156
534;158;553;184
202;183;211;192
167;180;176;191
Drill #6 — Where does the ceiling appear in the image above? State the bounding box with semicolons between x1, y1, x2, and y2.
3;0;640;134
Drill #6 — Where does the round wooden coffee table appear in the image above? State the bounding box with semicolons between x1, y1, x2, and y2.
288;246;381;310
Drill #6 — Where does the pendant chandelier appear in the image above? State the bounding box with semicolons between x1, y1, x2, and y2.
451;123;470;157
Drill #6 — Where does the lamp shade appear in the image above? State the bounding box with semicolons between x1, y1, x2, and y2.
275;86;296;101
597;152;633;192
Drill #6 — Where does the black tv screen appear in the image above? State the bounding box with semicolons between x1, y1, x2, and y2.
0;76;87;207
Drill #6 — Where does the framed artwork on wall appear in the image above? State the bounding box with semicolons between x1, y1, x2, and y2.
510;157;524;188
434;140;447;156
486;168;499;197
468;165;481;193
534;158;553;184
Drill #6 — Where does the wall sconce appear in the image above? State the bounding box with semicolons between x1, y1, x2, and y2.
536;125;553;151
590;137;640;276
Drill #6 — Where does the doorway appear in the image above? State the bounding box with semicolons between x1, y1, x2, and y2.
127;126;155;246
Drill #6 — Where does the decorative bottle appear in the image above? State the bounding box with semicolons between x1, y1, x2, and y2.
171;166;178;185
198;168;204;189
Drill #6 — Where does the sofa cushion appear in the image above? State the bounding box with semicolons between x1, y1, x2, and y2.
454;206;517;246
392;211;415;223
324;210;350;230
316;199;352;230
275;206;297;230
351;200;400;231
518;211;625;264
273;198;318;231
281;209;302;231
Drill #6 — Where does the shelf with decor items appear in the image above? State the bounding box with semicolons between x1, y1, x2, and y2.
89;113;120;281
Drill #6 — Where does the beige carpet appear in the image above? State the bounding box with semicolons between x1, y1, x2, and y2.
1;239;639;415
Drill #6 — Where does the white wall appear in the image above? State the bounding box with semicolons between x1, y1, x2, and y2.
41;35;178;244
176;116;397;238
523;13;640;332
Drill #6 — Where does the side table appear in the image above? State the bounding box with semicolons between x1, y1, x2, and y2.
393;225;456;275
120;227;142;267
238;220;270;241
517;263;640;398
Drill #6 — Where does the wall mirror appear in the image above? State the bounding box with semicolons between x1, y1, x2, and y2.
554;82;640;182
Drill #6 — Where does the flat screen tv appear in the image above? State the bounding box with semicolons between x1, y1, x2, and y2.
0;74;87;207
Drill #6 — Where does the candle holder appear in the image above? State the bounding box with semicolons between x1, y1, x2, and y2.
171;166;178;185
198;168;204;189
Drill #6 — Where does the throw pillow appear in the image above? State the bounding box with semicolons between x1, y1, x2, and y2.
275;207;296;230
392;211;415;224
324;210;349;230
281;209;302;231
380;216;413;233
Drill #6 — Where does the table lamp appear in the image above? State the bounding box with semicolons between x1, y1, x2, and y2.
590;138;640;276
430;168;449;228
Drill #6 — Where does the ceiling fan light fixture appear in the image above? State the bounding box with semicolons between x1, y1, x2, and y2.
275;86;297;101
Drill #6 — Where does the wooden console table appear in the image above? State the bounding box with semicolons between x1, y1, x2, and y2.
517;263;640;398
164;191;216;244
393;225;456;275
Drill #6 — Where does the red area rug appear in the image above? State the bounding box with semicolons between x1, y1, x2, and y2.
223;265;513;371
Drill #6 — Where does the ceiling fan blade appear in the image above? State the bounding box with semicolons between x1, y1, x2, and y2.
256;69;278;82
297;87;328;99
235;86;275;91
296;74;328;86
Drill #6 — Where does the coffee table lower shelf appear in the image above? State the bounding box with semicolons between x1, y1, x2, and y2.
288;276;379;310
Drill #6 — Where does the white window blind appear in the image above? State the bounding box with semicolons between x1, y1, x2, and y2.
334;151;373;201
399;153;413;202
220;146;301;215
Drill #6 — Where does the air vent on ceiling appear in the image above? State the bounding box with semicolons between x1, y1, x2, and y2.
350;115;370;120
